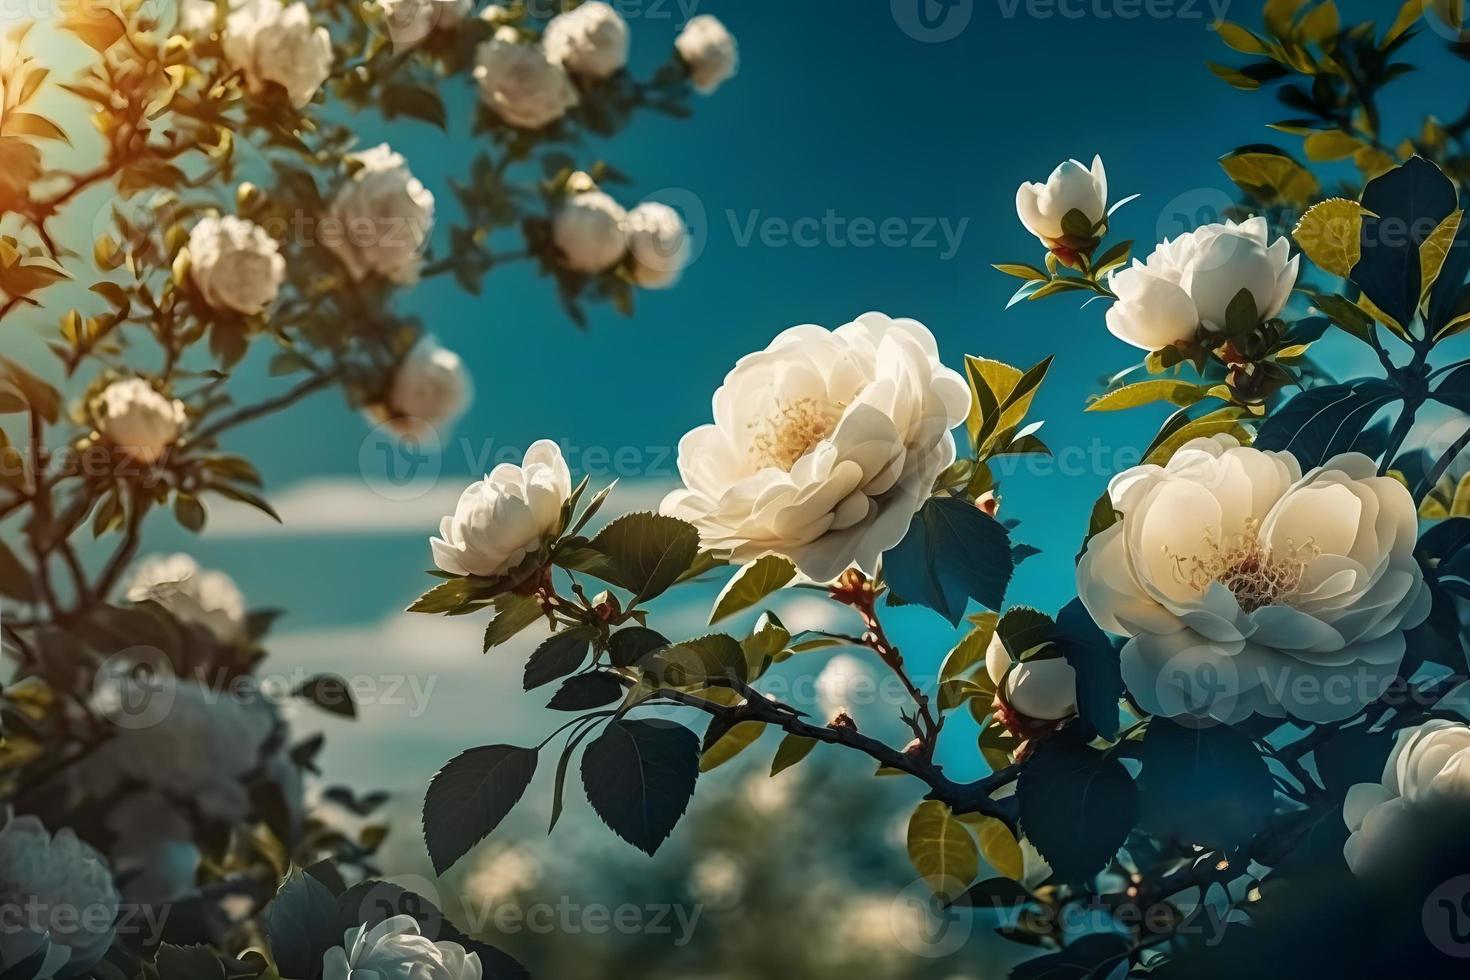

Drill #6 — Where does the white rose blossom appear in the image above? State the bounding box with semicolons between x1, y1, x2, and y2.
0;814;119;979
89;673;277;818
675;14;737;94
375;0;471;49
93;378;186;465
1105;216;1300;351
323;915;482;980
1077;436;1431;724
187;213;285;315
1015;155;1108;247
985;632;1078;723
223;0;333;109
431;440;572;578
474;28;579;130
125;553;248;644
625;201;690;288
542;1;629;80
382;336;471;435
1343;719;1470;878
327;143;435;285
179;0;219;34
552;189;628;273
661;312;970;583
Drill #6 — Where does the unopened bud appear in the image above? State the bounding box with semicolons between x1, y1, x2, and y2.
829;711;857;732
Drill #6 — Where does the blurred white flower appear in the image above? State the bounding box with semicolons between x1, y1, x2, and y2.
688;852;744;908
88;673;282;825
383;336;471;436
984;633;1077;723
323;915;482;980
125;553;247;644
552;189;628;273
543;0;629;80
431;440;572;578
1105;216;1299;351
675;14;737;93
815;653;868;719
1344;719;1470;877
187;213;285;315
1077;436;1430;724
465;846;541;905
661;312;969;582
103;792;201;905
180;0;219;34
93;378;186;465
474;28;579;129
0;814;119;979
375;0;470;48
625;201;690;288
327;143;435;285
223;0;333;109
1015;155;1107;247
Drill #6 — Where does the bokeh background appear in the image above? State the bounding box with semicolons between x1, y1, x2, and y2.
7;0;1469;974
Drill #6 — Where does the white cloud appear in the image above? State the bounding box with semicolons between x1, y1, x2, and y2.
206;475;675;537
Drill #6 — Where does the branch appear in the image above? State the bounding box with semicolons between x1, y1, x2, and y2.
192;370;340;444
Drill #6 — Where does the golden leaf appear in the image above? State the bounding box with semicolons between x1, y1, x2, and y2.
1293;198;1364;278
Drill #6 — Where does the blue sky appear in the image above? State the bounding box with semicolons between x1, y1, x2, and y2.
9;0;1469;936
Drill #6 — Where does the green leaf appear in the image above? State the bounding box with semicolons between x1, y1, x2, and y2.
992;263;1048;281
906;800;979;900
581;719;699;855
547;672;624;711
938;612;998;685
699;719;765;772
588;512;700;602
381;84;448;129
974;815;1024;880
264;870;340;980
1303;129;1361;162
883;496;1014;626
770;733;817;776
1219;146;1319;205
524;626;595;690
1352;156;1458;329
1137;718;1274;850
644;633;747;689
423;744;538;874
173;492;205;533
608;626;669;668
1087;380;1207;412
484;593;543;650
1225;286;1260;334
709;554;796;623
1293;198;1365;278
1254;379;1399;467
1017;734;1138;882
997;606;1054;658
293;674;356;718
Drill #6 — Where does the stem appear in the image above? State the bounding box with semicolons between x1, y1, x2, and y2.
192;371;339;443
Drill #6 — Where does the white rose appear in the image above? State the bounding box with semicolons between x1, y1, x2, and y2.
327;143;435;285
543;0;629;80
0;815;119;979
1077;436;1430;725
815;653;869;718
375;0;470;49
125;553;247;643
384;336;471;434
473;28;579;129
1015;155;1107;246
90;675;277;815
625;201;690;289
661;312;970;583
984;633;1078;722
323;915;482;980
553;190;628;273
93;378;186;465
1105;216;1299;351
1343;719;1470;877
675;14;737;94
431;440;572;578
187;213;285;315
223;0;333;109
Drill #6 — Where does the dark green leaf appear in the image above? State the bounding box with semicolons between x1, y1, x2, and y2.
1137;719;1274;850
581;719;699;854
547;672;624;711
588;512;699;601
884;496;1015;625
265;869;340;980
1018;734;1138;882
524;626;595;690
1352;156;1458;328
294;675;356;719
423;745;538;874
1254;379;1399;467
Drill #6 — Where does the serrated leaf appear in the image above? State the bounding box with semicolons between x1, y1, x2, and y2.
581;719;699;855
1293;198;1365;278
524;626;595;690
975;815;1024;880
709;554;796;623
906;800;979;900
423;745;538;874
588;512;699;602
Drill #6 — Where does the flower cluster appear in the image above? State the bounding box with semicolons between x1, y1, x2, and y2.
552;173;692;285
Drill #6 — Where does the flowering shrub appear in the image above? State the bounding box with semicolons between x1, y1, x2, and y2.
401;1;1470;976
0;0;735;976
